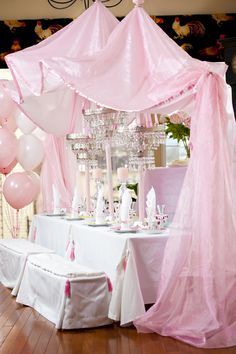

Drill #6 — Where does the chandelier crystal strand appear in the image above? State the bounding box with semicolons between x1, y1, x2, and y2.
66;133;99;214
82;107;129;219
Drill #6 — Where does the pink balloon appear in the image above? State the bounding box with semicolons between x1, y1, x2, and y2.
17;134;44;171
0;158;17;175
3;172;40;210
0;115;17;132
0;128;17;168
0;85;15;119
27;171;40;191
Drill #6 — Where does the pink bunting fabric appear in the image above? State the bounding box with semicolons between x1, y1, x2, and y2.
134;72;236;348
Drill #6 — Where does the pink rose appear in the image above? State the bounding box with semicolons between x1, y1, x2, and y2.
169;113;182;124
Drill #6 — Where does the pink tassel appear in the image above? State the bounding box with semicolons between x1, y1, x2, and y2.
122;257;127;272
106;277;113;292
70;240;75;261
33;226;37;241
65;279;71;298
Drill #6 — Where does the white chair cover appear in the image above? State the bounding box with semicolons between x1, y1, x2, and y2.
0;238;54;296
16;253;112;329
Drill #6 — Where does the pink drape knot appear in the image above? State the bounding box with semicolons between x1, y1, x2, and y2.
65;279;71;298
133;0;144;6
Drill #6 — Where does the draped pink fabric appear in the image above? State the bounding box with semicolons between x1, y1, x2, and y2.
41;135;75;212
40;6;206;112
40;94;84;212
5;0;118;212
5;0;236;346
134;73;236;348
40;2;236;345
5;0;118;134
6;0;118;102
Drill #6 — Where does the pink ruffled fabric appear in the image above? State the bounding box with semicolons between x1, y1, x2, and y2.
134;72;236;348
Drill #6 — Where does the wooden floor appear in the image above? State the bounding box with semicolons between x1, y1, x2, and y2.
1;285;236;354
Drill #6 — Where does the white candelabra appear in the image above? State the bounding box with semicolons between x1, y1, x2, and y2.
83;107;128;218
126;124;166;223
66;133;99;214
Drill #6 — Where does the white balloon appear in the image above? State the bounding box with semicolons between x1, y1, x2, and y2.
17;134;44;171
15;110;36;134
0;85;15;118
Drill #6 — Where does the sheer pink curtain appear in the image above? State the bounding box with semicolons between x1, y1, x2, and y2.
134;72;236;348
40;135;74;212
40;94;84;212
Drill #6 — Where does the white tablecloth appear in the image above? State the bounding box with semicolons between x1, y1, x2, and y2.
29;215;168;324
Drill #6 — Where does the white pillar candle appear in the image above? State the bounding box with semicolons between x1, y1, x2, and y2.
117;167;129;182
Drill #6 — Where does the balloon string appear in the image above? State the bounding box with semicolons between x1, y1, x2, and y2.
3;189;15;238
15;210;19;238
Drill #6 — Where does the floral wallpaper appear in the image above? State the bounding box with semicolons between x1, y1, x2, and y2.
149;13;236;62
0;18;72;68
0;13;236;68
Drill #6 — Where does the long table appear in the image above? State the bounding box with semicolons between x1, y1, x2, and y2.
29;215;169;325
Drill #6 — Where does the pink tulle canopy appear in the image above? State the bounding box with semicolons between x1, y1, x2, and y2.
41;5;208;113
5;0;236;348
5;0;119;213
6;0;118;135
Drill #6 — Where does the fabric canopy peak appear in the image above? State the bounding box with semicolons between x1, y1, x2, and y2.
133;0;145;6
5;0;118;102
4;0;118;135
40;2;209;113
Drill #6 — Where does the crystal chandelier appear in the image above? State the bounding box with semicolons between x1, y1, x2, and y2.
126;123;166;170
66;133;99;168
82;107;128;148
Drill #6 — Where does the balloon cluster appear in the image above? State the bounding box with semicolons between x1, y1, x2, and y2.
0;85;44;210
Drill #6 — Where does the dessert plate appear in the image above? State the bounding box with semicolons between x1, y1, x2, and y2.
45;213;65;217
114;229;138;234
86;222;111;227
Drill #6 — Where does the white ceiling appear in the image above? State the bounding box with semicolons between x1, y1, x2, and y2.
0;0;235;19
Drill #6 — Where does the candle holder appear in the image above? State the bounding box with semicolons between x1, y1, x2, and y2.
117;166;129;205
92;168;103;210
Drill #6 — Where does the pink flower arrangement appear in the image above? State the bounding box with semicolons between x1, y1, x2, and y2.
165;111;191;158
169;111;191;128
